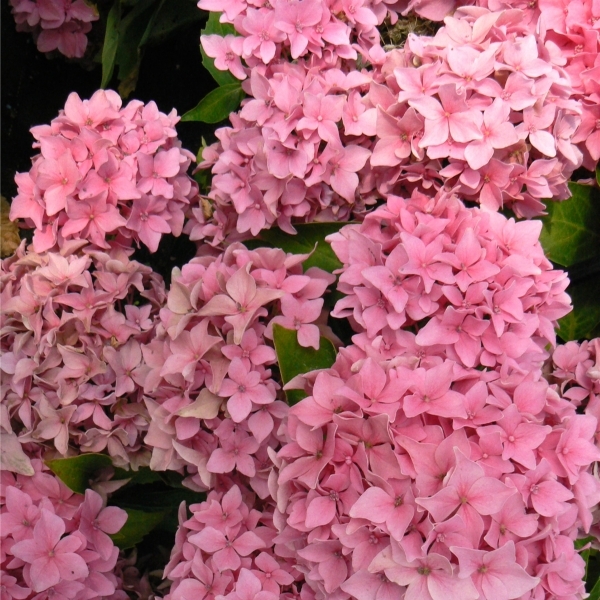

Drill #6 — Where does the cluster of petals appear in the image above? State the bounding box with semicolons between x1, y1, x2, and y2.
550;337;600;446
163;485;299;600
192;1;600;247
362;6;589;216
328;189;571;372
141;242;334;495
454;0;600;171
1;459;129;600
10;89;199;254
198;0;388;69
0;239;165;470
549;337;600;543
185;55;378;246
269;332;600;599
9;0;98;58
4;2;600;599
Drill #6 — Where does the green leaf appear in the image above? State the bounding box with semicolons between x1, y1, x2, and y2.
118;0;158;32
273;324;337;405
202;11;236;36
114;0;161;97
108;477;204;537
596;166;600;187
589;575;600;600
588;550;600;594
110;508;166;549
181;83;244;123
145;0;203;45
557;275;600;342
252;222;348;273
110;485;203;512
111;466;164;485
138;0;166;48
540;182;600;267
46;454;113;494
101;1;121;88
577;537;597;581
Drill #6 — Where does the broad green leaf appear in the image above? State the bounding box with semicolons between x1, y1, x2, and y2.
577;537;597;581
557;275;600;342
47;454;113;494
253;222;348;272
597;166;600;186
273;324;337;405
114;0;161;97
108;477;204;537
181;83;244;123
101;1;121;88
589;575;600;600
112;466;163;485
109;508;166;549
202;11;236;37
118;0;158;32
138;0;166;48
540;182;600;267
587;550;600;594
201;47;237;86
109;485;203;512
145;0;203;44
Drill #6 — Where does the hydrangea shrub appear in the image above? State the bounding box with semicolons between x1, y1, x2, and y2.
2;0;600;597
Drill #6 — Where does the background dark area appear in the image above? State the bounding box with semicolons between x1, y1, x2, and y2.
2;1;220;276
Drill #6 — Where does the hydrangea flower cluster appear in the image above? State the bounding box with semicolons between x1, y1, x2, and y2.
141;243;335;493
550;338;600;546
191;0;600;245
1;459;129;600
365;9;584;217
159;188;600;600
550;338;600;438
185;60;376;245
453;0;600;170
257;194;600;599
10;90;199;254
198;0;383;67
0;240;165;470
164;486;298;600
329;189;572;372
273;338;600;599
9;0;99;58
3;0;600;595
